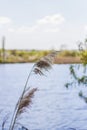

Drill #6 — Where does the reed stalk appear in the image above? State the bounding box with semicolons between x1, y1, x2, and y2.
8;51;58;130
9;67;34;130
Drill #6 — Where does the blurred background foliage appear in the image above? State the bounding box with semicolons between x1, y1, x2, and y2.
0;49;82;63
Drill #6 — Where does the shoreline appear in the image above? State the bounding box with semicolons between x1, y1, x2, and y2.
0;57;82;64
0;49;82;64
54;56;81;64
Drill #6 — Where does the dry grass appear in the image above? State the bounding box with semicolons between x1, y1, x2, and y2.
55;56;81;64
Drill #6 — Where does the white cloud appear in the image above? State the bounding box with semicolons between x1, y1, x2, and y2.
4;14;68;49
6;23;85;50
0;17;12;24
37;14;65;25
8;14;65;34
8;25;38;33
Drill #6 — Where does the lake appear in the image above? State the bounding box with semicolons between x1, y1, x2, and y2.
0;63;87;130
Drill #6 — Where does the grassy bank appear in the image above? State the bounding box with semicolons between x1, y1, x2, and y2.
0;49;50;63
0;49;82;64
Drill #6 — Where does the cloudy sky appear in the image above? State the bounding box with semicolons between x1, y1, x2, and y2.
0;0;87;50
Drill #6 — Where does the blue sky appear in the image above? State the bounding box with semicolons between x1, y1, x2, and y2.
0;0;87;50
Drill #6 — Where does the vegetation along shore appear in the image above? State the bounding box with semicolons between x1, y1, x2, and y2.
0;49;83;64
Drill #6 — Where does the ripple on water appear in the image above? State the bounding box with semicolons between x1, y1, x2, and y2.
0;64;87;130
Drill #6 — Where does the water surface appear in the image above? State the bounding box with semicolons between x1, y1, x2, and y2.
0;63;87;130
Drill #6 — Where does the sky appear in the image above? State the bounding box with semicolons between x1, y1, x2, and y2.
0;0;87;50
